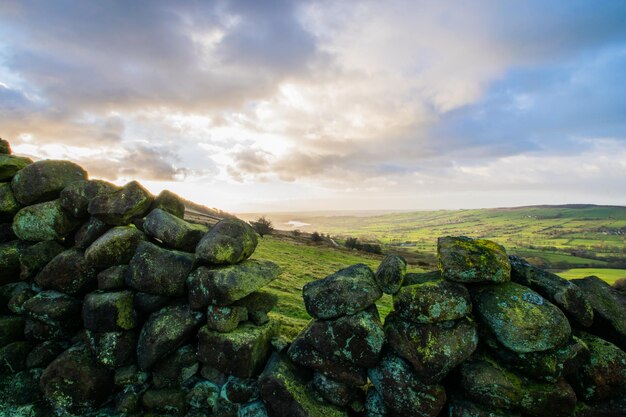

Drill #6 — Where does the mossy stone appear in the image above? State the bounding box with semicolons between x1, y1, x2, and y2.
136;305;204;370
368;352;446;417
141;387;189;415
59;179;119;219
238;401;269;417
312;372;356;407
152;344;199;388
188;259;281;308
0;315;25;348
26;340;67;369
375;255;407;294
18;240;65;280
0;341;30;374
0;154;32;181
234;290;278;326
186;380;220;411
0;368;46;411
113;364;150;387
438;236;511;283
11;159;87;205
0;182;20;221
97;265;129;290
198;321;276;378
82;290;138;331
34;248;97;295
74;216;111;249
22;290;82;328
206;305;249;333
0;222;16;243
88;180;154;225
0;240;28;284
365;388;388;417
385;314;478;384
0;138;10;155
303;263;381;320
473;281;571;353
127;240;195;297
7;286;35;314
152;189;186;219
84;329;138;368
195;218;258;265
12;199;80;241
403;270;442;286
510;255;594;327
259;352;349;417
393;279;472;323
446;396;519;417
84;225;144;268
221;375;261;404
0;282;30;314
143;208;208;252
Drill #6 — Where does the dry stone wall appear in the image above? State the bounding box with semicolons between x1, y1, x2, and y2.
1;137;625;417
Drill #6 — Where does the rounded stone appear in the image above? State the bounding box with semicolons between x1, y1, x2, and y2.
11;159;87;205
438;236;511;283
195;218;258;265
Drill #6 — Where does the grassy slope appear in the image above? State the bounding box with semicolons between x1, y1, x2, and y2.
556;268;626;285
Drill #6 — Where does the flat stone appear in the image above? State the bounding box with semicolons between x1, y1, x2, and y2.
374;255;407;294
206;304;249;333
143;208;207;252
259;353;348;417
368;352;446;417
153;344;199;388
195;218;258;265
188;260;281;308
438;236;511;283
97;265;129;290
385;314;478;384
303;263;381;320
136;305;204;370
393;279;471;323
127;241;195;296
84;329;138;368
11;159;87;205
510;255;594;327
473;282;571;353
59;179;119;219
12;199;80;241
0;182;20;221
84;225;144;268
83;290;138;331
18;240;65;280
151;189;186;218
34;248;97;295
74;216;111;249
198;321;276;378
0;154;32;181
88;180;153;225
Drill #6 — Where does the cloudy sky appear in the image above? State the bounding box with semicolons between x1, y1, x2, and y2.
1;1;626;212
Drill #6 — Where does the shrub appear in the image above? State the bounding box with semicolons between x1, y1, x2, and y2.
250;216;273;237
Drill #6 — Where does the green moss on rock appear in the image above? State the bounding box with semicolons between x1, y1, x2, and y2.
12;199;80;241
11;159;87;205
195;218;259;265
0;154;32;181
438;236;510;283
84;225;144;268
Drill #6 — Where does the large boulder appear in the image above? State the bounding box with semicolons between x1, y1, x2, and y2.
473;282;571;353
40;345;113;414
35;248;97;295
296;306;384;368
259;353;348;417
84;225;144;268
385;314;478;384
393;279;472;323
195;218;258;265
127;241;195;297
136;305;204;370
0;154;32;181
571;276;626;350
11;159;87;205
368;352;446;417
303;263;382;320
143;208;208;252
83;290;138;332
88;180;153;225
151;189;186;219
510;255;594;327
12;200;80;241
375;255;407;294
438;236;510;283
0;182;20;221
59;179;119;219
18;240;65;280
188;260;281;308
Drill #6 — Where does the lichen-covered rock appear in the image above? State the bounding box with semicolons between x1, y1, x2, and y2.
115;384;147;415
82;290;137;331
0;315;25;347
303;263;381;320
385;314;478;384
151;189;186;218
84;225;144;268
375;255;407;294
59;179;119;219
12;200;80;241
393;279;471;323
40;345;113;413
11;159;87;205
447;396;519;417
7;286;35;314
0;182;20;221
239;401;269;417
22;291;82;328
570;331;626;402
287;335;367;386
298;306;384;368
312;372;357;407
572;397;626;417
0;138;10;154
136;305;204;370
114;364;150;387
97;265;129;290
141;387;188;415
520;379;577;417
438;236;510;283
0;240;27;284
84;329;138;368
0;368;47;413
18;240;65;280
259;353;349;417
0;282;30;314
188;260;281;308
26;340;67;369
24;317;73;341
473;282;571;353
0;154;32;181
365;388;388;417
152;344;199;388
571;276;626;350
74;216;110;249
510;255;594;327
207;305;249;333
368;352;446;417
195;218;258;265
143;208;208;252
234;290;279;326
186;380;220;411
127;240;195;297
88;180;153;225
221;376;260;405
198;321;276;378
35;248;97;295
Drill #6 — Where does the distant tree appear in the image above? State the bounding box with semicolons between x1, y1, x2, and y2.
291;229;301;237
250;216;273;237
345;237;358;249
311;231;323;243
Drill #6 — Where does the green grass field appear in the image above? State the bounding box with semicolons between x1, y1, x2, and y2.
557;268;626;285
